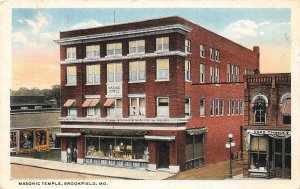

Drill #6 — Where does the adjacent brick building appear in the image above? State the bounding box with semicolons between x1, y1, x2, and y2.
242;73;291;178
55;16;259;173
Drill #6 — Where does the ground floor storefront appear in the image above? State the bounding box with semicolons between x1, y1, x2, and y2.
57;127;207;173
243;128;291;179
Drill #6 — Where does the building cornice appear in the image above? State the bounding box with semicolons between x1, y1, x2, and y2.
54;24;192;46
59;51;187;64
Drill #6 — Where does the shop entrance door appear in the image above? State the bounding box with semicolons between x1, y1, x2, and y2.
158;141;170;168
67;138;77;163
269;137;291;178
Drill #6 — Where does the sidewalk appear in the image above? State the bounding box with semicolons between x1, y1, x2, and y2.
11;157;173;180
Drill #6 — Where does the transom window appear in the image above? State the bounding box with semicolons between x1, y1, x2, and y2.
107;43;122;56
107;63;122;82
129;40;145;54
67;66;77;85
66;47;76;60
156;59;169;81
185;60;191;81
130;97;146;117
86;64;100;84
129;61;146;82
86;45;100;58
254;97;266;124
157;97;169;117
156;37;169;51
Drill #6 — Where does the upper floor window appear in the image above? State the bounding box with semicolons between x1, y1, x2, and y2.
227;99;231;115
210;98;214;116
236;100;240;115
200;44;205;58
156;59;169;81
200;97;205;116
210;48;215;60
215;49;220;61
281;97;291;125
185;97;191;116
86;45;100;58
157;97;169;117
130;97;146;117
254;96;266;124
86;64;100;84
210;66;215;83
185;60;191;81
240;100;244;115
107;99;123;117
215;67;220;83
107;63;122;82
67;66;76;85
156;37;169;51
63;99;77;116
231;100;235;115
200;64;205;83
82;98;101;117
220;99;224;115
215;99;220;116
107;43;122;56
68;107;77;116
129;61;146;82
129;40;145;54
66;47;76;60
227;64;240;82
185;39;191;53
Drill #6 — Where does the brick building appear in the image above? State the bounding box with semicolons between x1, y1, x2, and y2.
242;73;291;178
54;16;259;173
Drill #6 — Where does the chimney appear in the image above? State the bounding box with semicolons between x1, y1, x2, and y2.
253;46;260;74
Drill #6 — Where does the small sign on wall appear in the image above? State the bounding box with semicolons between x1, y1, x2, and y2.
107;82;122;97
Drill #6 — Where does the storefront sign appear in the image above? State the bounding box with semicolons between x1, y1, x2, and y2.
248;129;291;138
106;82;122;97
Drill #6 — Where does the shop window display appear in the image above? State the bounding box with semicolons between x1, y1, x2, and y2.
36;130;47;146
185;134;205;169
10;131;17;148
20;130;34;149
249;136;267;171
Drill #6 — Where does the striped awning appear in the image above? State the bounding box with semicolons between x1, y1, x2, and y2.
103;98;115;107
56;132;81;137
144;135;176;141
282;99;291;116
90;99;100;107
63;99;76;107
82;99;100;107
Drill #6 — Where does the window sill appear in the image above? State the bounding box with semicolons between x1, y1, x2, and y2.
129;116;146;119
65;58;77;61
185;80;192;83
185;52;191;55
200;56;206;59
86;116;101;118
86;83;100;86
127;52;145;56
105;55;122;58
84;56;100;60
128;81;146;84
155;50;169;54
254;123;267;126
65;84;77;87
67;115;77;118
155;79;170;82
200;115;206;117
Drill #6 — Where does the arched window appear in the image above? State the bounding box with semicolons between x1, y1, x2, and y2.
280;93;291;125
254;96;266;124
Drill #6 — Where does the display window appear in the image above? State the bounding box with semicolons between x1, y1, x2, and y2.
185;134;205;169
20;130;34;149
249;136;267;171
10;131;17;148
36;130;47;146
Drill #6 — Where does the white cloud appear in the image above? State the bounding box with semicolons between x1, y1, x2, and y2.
221;20;259;39
17;19;24;24
259;32;265;36
25;12;48;34
70;19;103;30
13;32;27;43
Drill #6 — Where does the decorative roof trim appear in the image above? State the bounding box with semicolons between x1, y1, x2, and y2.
251;93;269;107
54;24;192;45
279;93;291;104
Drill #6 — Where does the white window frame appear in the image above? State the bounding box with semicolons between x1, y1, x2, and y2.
67;66;77;86
185;97;191;116
236;100;240;115
220;99;224;115
107;63;122;82
106;43;122;56
231;100;235;116
185;60;191;81
129;61;146;82
227;64;231;82
200;44;205;58
107;99;123;117
129;40;145;54
241;100;244;115
86;64;100;85
68;107;77;116
215;99;220;116
86;107;100;117
35;106;42;110
156;59;169;81
210;98;214;116
215;49;220;62
215;67;220;83
185;39;191;53
66;47;76;60
157;97;169;117
129;97;146;117
210;48;215;60
210;66;215;83
200;63;205;83
200;97;206;116
227;99;231;115
156;37;169;51
86;45;100;58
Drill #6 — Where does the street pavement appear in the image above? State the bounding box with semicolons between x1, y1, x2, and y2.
11;157;173;180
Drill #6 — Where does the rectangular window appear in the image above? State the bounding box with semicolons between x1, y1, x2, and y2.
231;64;236;82
215;67;220;83
215;99;220;116
220;99;224;115
66;47;76;60
156;59;169;81
215;49;220;61
185;39;191;53
129;61;146;82
185;97;191;116
86;64;100;84
210;48;215;60
210;98;214;116
236;66;240;82
250;136;267;170
87;107;100;117
200;64;205;83
86;45;100;58
227;99;231;115
227;64;231;82
236;100;240;115
107;63;122;82
107;43;122;56
67;66;77;85
245;68;248;76
240;100;244;115
68;107;77;116
200;44;205;57
157;97;169;117
129;40;145;54
185;60;191;81
200;97;205;116
231;100;235;115
210;66;215;83
130;97;146;116
107;99;123;117
156;37;169;51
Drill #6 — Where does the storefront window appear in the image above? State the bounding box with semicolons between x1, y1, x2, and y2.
185;134;205;169
20;130;34;149
250;136;267;170
86;137;100;157
10;131;17;148
36;130;47;146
